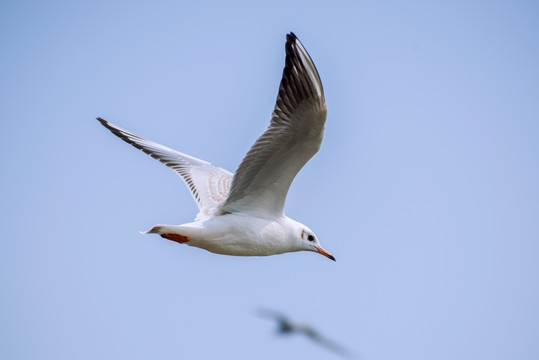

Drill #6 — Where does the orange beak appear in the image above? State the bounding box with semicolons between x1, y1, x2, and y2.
316;247;336;261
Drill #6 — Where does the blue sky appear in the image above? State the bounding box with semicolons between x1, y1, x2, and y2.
1;0;538;359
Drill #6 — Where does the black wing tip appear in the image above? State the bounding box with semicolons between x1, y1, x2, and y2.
96;116;109;127
287;32;298;41
96;117;121;134
279;32;324;107
286;32;301;50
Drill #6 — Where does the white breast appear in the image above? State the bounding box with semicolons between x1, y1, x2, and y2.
189;214;300;256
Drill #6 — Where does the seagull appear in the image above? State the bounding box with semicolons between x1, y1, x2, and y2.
258;308;353;357
97;32;334;261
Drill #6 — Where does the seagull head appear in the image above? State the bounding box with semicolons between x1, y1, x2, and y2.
293;222;335;261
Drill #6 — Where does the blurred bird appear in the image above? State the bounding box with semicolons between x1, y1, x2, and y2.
97;33;334;261
258;308;354;358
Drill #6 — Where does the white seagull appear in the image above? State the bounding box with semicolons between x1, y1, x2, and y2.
97;32;334;261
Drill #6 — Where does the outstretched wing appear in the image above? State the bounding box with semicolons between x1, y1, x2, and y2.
97;118;232;220
300;326;353;358
219;33;327;219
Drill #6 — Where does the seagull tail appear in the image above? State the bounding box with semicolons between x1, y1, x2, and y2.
140;223;203;244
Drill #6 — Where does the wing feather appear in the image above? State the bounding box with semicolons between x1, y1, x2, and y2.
220;33;327;218
97;118;232;220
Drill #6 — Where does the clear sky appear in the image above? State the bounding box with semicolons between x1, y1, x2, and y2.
1;0;538;359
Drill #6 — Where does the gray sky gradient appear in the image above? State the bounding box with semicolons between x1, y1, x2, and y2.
1;1;538;359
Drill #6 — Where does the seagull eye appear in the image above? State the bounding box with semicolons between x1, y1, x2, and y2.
307;234;315;241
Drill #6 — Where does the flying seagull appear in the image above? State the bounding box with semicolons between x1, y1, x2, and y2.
258;308;353;357
97;33;333;260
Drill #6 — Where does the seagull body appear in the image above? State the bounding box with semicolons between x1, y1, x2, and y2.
98;33;334;260
146;215;309;257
